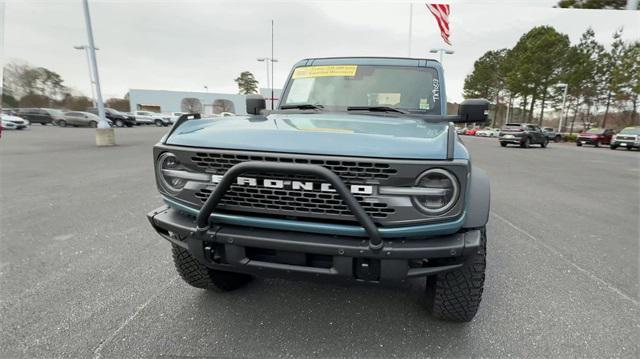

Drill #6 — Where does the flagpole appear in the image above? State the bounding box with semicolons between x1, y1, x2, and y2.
408;3;413;57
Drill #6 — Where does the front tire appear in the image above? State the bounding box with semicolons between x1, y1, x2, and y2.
610;145;617;150
426;228;486;322
155;119;164;127
172;245;252;291
576;141;582;147
521;137;530;148
500;142;507;147
58;120;67;127
541;138;549;148
594;141;600;148
115;119;124;127
89;121;97;128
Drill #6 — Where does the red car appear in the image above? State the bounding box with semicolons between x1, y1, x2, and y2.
576;128;614;147
465;128;478;136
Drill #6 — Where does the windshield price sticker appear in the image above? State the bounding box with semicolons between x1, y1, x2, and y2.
292;65;358;79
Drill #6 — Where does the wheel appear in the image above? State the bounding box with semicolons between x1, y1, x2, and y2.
610;145;617;150
155;119;164;127
594;141;600;148
89;121;97;128
627;146;633;151
554;135;561;143
41;123;48;126
541;138;548;148
426;227;486;322
500;142;507;147
57;120;67;127
126;123;133;127
115;119;124;127
520;137;530;148
172;245;252;291
576;141;582;147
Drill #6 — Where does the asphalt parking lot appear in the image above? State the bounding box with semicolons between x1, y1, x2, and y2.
1;126;638;358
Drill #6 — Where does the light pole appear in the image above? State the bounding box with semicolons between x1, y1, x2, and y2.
556;83;568;132
429;48;454;64
74;45;99;107
81;0;113;146
257;57;278;109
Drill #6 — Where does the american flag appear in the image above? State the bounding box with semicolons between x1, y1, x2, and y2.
426;3;451;45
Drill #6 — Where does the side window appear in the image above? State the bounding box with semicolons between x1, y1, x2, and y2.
525;125;535;131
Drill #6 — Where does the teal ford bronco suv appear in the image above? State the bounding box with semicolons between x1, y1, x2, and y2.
147;57;491;322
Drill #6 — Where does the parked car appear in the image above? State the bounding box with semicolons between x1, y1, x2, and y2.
163;112;185;124
542;127;562;142
59;111;112;127
465;128;478;136
610;126;640;151
17;108;64;125
147;56;492;322
134;111;171;126
87;108;136;127
576;128;614;147
476;128;499;137
499;123;549;148
1;113;30;130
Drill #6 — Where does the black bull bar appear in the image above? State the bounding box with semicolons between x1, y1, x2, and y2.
193;161;384;251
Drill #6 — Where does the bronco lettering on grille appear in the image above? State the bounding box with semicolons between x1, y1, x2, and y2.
211;175;373;195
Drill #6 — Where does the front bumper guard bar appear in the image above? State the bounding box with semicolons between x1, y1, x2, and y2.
193;161;384;251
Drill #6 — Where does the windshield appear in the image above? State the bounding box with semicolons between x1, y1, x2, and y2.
280;65;441;114
586;128;604;134
619;127;640;135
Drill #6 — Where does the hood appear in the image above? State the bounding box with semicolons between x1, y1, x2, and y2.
165;113;468;160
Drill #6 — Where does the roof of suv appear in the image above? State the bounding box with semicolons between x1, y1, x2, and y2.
295;56;441;68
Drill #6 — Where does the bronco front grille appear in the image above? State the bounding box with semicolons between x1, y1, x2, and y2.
194;185;396;219
617;135;636;141
190;152;398;182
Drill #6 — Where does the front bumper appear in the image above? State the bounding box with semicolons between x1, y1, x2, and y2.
612;140;639;148
577;137;600;145
148;206;481;283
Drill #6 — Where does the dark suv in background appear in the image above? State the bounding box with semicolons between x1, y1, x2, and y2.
17;108;64;125
88;108;136;127
498;123;549;148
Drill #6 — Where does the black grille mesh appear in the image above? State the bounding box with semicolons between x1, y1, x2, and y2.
194;185;396;219
190;152;398;182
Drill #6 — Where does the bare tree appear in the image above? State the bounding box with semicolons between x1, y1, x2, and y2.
181;97;203;113
212;99;236;114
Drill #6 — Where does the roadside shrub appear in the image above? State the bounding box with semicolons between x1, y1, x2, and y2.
562;134;577;142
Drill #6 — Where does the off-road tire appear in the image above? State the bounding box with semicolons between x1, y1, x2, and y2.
500;142;507;147
171;245;252;291
426;228;486;322
541;138;548;148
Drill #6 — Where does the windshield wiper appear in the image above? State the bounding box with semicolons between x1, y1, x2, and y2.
280;104;324;110
347;106;409;114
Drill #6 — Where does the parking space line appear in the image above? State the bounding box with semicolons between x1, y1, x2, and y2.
491;212;639;307
93;276;178;359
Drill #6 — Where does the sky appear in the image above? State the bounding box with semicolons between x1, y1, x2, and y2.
2;0;639;103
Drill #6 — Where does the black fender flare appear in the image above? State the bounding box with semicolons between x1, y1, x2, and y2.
462;166;490;229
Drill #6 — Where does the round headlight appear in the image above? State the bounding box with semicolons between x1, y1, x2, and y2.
413;168;459;215
157;152;186;193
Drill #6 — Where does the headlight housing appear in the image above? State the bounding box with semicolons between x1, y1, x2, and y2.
412;168;459;215
156;152;186;194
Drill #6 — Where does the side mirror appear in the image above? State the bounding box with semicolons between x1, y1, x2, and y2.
458;99;490;123
246;95;266;115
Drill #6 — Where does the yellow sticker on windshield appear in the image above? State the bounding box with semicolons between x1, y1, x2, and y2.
292;65;358;79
